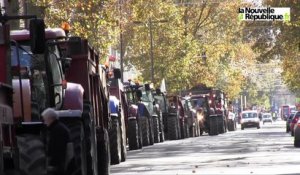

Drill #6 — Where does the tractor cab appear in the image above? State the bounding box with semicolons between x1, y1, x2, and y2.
10;28;67;124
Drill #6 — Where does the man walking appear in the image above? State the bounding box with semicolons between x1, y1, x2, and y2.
42;108;71;175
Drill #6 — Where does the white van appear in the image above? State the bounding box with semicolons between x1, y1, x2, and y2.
241;111;260;130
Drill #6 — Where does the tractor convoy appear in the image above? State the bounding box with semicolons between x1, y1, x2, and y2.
0;11;237;175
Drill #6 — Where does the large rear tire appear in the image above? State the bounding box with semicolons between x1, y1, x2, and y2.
148;117;154;145
153;116;160;143
17;135;46;175
180;119;185;139
63;119;86;175
140;117;150;146
209;116;218;136
217;116;225;134
82;104;94;175
109;117;122;165
159;115;165;142
167;116;178;140
177;118;182;139
97;128;110;175
184;122;190;138
120;126;127;163
128;119;140;150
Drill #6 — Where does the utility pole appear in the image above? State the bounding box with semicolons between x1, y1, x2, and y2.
149;18;154;83
119;0;124;82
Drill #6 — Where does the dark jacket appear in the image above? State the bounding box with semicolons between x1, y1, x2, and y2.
47;120;71;174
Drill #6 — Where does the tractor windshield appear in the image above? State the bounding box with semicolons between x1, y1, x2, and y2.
126;90;135;103
141;90;154;102
11;43;64;119
154;95;167;113
11;45;49;116
191;98;205;108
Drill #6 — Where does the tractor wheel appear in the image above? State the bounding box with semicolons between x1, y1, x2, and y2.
138;119;143;149
217;116;225;134
120;125;127;162
200;127;204;136
82;105;94;175
185;122;190;138
167;116;179;140
97;128;110;175
153;116;160;143
17;135;47;175
180;120;185;139
209;117;218;136
159;115;165;142
148;117;154;145
63;119;86;175
177;118;182;139
109;118;122;165
128;119;139;150
140;117;150;146
227;120;234;131
189;126;195;137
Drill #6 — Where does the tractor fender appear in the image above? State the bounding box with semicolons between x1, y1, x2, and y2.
128;104;138;120
137;102;147;118
63;82;84;111
56;110;83;119
109;96;120;116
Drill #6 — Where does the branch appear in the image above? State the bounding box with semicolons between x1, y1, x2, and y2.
192;1;207;36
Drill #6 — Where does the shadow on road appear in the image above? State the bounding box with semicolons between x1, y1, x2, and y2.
112;122;298;174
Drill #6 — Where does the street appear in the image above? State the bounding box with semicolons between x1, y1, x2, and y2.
111;121;300;175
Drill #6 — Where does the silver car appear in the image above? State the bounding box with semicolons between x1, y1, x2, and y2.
262;113;273;124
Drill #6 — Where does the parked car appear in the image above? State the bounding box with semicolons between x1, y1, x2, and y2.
262;113;273;124
294;119;300;147
241;111;260;130
286;112;296;133
290;112;300;136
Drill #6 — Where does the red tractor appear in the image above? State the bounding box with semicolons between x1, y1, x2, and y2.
0;12;111;175
62;37;111;175
184;85;232;136
164;95;187;140
0;14;74;174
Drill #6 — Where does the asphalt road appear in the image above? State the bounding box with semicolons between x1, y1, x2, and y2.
111;120;300;175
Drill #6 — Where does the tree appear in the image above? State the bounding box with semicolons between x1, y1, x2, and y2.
30;0;120;57
30;0;257;100
250;1;300;95
121;0;255;99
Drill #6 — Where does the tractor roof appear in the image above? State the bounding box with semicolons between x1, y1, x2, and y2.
10;28;66;41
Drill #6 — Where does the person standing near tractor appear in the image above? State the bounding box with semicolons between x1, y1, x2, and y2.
42;108;71;175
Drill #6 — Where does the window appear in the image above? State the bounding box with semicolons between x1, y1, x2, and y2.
242;113;257;118
191;98;205;108
11;45;49;114
48;45;64;108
